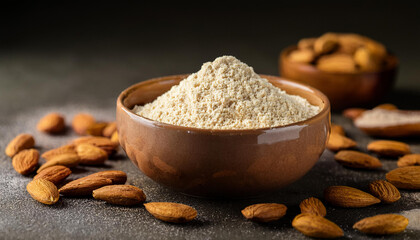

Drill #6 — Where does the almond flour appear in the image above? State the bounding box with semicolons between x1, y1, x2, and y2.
134;56;319;130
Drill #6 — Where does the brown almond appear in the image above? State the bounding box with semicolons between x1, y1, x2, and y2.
26;179;59;205
41;144;76;161
86;170;127;184
144;202;197;223
75;143;108;165
93;185;146;206
374;103;398;110
354;47;383;72
288;49;315;63
299;197;326;217
297;37;316;50
36;112;65;134
342;108;366;120
314;33;339;55
386;166;420;189
317;54;357;73
59;176;113;196
72;136;118;155
72;113;96;135
86;122;108;136
353;214;408;235
102;122;117;138
33;165;72;185
241;203;287;222
336;33;367;54
324;186;380;208
368;180;400;203
334;150;382;169
110;131;119;144
292;213;343;238
12;149;39;175
367;140;411;157
37;153;80;173
5;133;35;157
326;132;357;152
365;39;387;59
331;123;345;136
398;154;420;167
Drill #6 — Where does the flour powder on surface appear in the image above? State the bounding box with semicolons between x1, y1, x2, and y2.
134;56;320;130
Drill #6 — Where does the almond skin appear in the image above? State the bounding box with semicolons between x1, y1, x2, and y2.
37;153;80;173
26;179;59;205
342;108;366;120
386;166;420;189
75;143;108;165
41;144;76;161
72;136;118;155
88;170;127;184
397;154;420;167
144;202;197;223
102;122;117;138
59;176;113;196
324;186;380;208
93;185;146;206
72;113;96;135
368;180;400;203
86;122;108;136
36;112;65;134
353;214;408;235
12;149;39;175
5;133;35;157
334;150;382;169
326;132;357;152
33;165;72;185
292;213;343;238
299;197;326;217
367;140;411;157
241;203;287;222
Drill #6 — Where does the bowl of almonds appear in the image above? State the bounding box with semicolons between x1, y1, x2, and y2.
279;33;398;110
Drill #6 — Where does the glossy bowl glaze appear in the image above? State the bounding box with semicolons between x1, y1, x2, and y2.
279;45;398;110
117;74;330;198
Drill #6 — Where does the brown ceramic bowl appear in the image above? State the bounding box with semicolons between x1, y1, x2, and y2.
279;45;398;111
116;74;330;198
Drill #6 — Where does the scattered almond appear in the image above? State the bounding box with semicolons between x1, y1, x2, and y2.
102;122;117;138
37;152;80;173
59;176;113;196
26;179;59;205
33;165;72;185
5;133;35;157
386;166;420;189
88;170;127;184
397;154;420;167
110;131;119;144
72;136;118;155
368;180;400;203
317;54;357;73
324;186;380;208
292;213;343;238
331;123;345;136
75;143;108;165
288;49;315;63
299;197;326;217
36;112;65;134
72;113;96;135
367;140;411;157
144;202;197;223
41;144;76;161
12;149;39;175
326;132;357;152
353;214;408;235
334;150;382;169
86;122;108;136
241;203;287;222
342;108;366;120
93;185;146;206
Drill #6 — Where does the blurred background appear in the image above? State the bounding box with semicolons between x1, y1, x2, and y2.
1;1;420;111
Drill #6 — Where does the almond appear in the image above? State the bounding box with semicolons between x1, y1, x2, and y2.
59;176;113;196
93;185;146;206
314;33;339;55
288;49;315;63
317;54;357;73
386;166;420;189
353;214;408;235
75;143;108;165
326;132;357;152
37;152;80;173
102;122;117;138
110;131;119;144
26;179;59;205
86;122;108;136
241;203;287;222
299;197;326;217
342;108;366;120
374;103;398;110
397;154;420;167
367;140;411;157
354;47;383;72
365;39;387;59
368;180;400;203
88;170;127;184
292;213;343;238
334;150;382;169
336;33;367;54
72;113;96;135
324;186;380;208
144;202;197;223
72;136;118;155
5;133;35;157
331;123;345;136
36;112;65;134
12;149;39;175
41;144;76;161
33;165;72;185
297;37;316;50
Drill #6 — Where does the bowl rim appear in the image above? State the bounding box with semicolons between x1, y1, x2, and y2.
117;74;330;134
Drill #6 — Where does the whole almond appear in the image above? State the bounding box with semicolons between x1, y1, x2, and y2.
334;150;382;169
73;136;118;155
297;37;316;50
144;202;197;223
37;153;80;173
72;113;96;135
317;54;357;73
368;180;400;203
36;113;65;134
59;176;113;196
86;122;108;136
386;166;420;189
102;122;117;138
367;140;411;157
326;132;357;152
342;108;366;120
88;170;127;184
241;203;287;222
33;165;72;185
314;33;339;54
292;213;343;238
353;214;408;235
299;197;326;217
12;149;39;175
336;33;366;54
374;103;398;110
41;144;76;161
5;133;35;157
397;154;420;167
354;47;382;72
288;49;315;63
93;185;146;206
26;179;59;205
75;143;108;165
365;39;387;59
324;186;380;208
110;131;119;144
331;123;345;136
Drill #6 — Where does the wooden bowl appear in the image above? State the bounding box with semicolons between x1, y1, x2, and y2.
117;74;330;198
279;45;398;110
